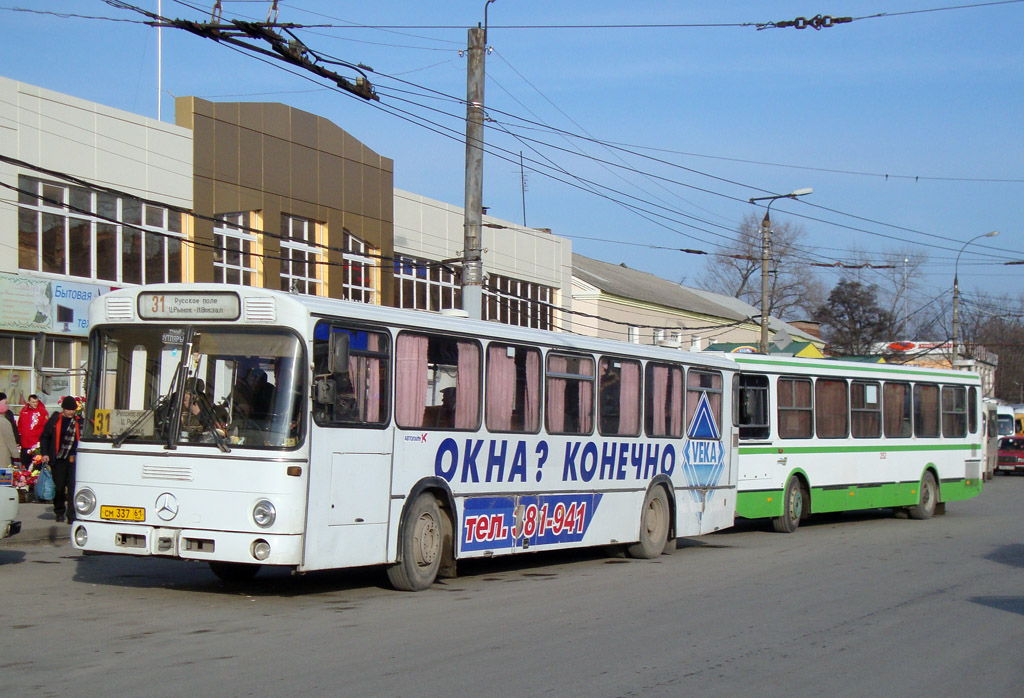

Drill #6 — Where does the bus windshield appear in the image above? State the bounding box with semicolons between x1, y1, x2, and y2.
85;325;305;449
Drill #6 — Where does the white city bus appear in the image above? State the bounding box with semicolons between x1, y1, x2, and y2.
732;354;984;532
72;285;738;589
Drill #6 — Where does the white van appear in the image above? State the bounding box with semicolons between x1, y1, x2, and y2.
1;486;19;539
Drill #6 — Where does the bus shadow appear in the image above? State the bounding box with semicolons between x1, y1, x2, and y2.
984;543;1024;569
718;508;903;536
970;596;1024;617
0;548;27;565
68;539;725;596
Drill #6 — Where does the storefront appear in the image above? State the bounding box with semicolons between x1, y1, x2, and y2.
0;272;111;414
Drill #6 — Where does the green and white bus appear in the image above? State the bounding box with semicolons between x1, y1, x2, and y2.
732;355;984;532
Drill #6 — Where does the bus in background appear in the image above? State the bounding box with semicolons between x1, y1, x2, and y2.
732;354;983;532
996;405;1015;437
1013;405;1024;436
71;285;738;590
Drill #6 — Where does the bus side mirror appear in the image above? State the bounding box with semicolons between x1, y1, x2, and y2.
315;377;337;405
328;332;350;374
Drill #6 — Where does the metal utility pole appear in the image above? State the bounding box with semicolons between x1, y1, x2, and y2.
462;23;486;319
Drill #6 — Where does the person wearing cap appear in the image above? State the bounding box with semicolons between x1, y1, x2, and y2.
39;396;82;524
0;392;19;466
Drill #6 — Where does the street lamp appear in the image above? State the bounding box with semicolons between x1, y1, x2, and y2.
951;230;999;363
748;188;813;353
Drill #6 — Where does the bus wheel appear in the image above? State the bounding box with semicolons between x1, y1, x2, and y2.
627;487;670;559
773;477;804;533
908;472;938;520
209;561;261;583
387;493;443;591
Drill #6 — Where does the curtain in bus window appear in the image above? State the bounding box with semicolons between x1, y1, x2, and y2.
486;346;515;431
348;332;382;423
546;355;567;433
579;362;594;433
914;384;940;437
650;365;668;436
454;341;480;429
524;349;540;432
396;334;428;427
778;378;813;439
687;370;723;431
883;382;912;437
815;379;849;438
670;368;684;436
619;361;640;435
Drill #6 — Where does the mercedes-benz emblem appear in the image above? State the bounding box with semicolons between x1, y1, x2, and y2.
154;492;179;521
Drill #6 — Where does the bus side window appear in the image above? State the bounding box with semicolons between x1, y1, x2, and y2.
736;373;769;440
313;322;390;427
396;332;480;430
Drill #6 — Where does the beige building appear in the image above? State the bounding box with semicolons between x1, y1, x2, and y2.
571;254;822;351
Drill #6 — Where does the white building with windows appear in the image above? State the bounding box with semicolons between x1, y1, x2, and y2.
393;190;572;330
0;75;193;406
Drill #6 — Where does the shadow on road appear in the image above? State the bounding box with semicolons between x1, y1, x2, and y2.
984;543;1024;569
0;548;27;565
971;596;1024;617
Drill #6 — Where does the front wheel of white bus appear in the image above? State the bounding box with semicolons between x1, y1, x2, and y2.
773;476;805;534
387;493;443;592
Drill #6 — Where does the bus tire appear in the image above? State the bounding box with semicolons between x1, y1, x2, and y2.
209;561;261;583
627;487;670;559
387;493;443;591
908;471;938;520
772;476;804;533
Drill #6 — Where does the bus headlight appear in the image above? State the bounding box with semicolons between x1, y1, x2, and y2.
251;539;271;561
74;488;97;515
74;526;88;547
252;500;276;528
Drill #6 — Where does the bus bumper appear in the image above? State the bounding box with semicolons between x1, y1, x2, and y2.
70;520;303;566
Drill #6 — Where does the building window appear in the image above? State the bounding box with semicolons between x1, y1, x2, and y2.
214;213;257;286
627;326;640;344
341;231;377;304
394;256;460;312
18;175;183;284
280;214;322;295
484;274;554;330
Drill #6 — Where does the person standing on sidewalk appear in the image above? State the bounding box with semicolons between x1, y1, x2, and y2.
40;396;81;524
0;392;19;467
17;394;48;467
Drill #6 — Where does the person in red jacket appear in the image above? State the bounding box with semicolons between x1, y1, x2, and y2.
17;393;48;467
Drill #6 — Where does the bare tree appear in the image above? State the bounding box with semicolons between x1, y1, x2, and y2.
841;246;929;336
697;212;825;321
817;280;900;356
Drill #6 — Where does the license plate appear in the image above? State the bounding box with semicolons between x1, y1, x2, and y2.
100;506;146;522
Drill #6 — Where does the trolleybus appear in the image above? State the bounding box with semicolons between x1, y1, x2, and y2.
71;285;738;590
732;354;984;532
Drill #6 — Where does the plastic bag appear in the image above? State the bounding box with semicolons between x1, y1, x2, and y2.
36;467;55;502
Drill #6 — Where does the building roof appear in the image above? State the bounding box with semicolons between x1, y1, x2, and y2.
571;254;748;322
572;253;822;345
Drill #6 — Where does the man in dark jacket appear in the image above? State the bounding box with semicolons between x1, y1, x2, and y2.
40;396;81;524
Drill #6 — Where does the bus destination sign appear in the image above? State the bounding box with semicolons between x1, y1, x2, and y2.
138;292;241;321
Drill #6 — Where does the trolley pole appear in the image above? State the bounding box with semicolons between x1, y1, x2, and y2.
462;24;486;319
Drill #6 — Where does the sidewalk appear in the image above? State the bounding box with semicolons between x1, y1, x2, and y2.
0;500;70;547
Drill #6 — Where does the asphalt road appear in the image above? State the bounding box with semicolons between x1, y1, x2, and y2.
2;476;1022;698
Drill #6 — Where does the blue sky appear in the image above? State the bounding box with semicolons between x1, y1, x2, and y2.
2;1;1021;322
